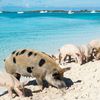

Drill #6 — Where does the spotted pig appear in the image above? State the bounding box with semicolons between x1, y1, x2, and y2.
4;49;70;90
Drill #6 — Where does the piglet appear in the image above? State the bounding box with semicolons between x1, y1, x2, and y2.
0;72;24;98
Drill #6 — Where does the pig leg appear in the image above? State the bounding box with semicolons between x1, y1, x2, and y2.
60;54;68;65
74;54;82;65
92;48;98;59
64;55;69;62
59;53;68;65
69;55;72;62
72;54;78;63
64;55;71;64
14;87;24;97
95;53;100;60
35;78;44;91
8;87;13;98
67;55;72;63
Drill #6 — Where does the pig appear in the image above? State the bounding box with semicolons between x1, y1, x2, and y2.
0;72;24;98
79;44;93;63
93;48;100;60
89;39;100;49
59;44;82;65
89;39;100;60
4;49;71;90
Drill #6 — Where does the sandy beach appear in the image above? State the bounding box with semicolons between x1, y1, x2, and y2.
0;60;100;100
0;0;100;99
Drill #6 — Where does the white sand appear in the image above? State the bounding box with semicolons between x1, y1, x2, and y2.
0;61;100;100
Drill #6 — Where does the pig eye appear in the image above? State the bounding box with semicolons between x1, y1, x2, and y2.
52;72;61;80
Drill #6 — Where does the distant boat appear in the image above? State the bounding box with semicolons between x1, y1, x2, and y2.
0;11;3;13
40;10;48;13
44;10;48;13
17;11;24;14
90;10;96;13
68;10;74;14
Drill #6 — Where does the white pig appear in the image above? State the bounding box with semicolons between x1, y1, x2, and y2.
89;39;100;59
59;44;82;65
79;44;93;63
0;72;24;98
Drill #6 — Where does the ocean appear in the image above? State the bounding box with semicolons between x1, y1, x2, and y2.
0;12;100;70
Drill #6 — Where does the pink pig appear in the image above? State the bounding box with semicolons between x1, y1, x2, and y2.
59;44;82;65
0;72;24;98
89;39;100;60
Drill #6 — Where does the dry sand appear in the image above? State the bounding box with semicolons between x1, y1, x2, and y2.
0;61;100;100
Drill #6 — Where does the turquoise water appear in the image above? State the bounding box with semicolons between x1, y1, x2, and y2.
0;12;100;69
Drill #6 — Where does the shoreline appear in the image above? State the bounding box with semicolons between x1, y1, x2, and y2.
0;10;100;14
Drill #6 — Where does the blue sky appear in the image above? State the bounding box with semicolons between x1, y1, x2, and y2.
0;0;100;10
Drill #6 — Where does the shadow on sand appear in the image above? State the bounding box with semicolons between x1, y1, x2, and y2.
63;77;82;88
0;78;82;98
26;77;82;88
